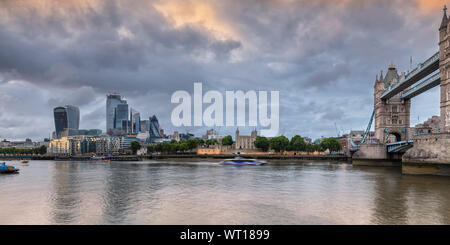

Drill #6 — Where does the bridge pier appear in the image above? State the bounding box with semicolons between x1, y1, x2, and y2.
351;144;401;167
402;133;450;176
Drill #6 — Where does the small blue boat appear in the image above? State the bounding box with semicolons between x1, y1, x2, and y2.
0;162;19;174
220;157;266;166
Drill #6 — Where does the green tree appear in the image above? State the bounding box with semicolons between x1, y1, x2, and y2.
197;138;205;145
290;135;306;151
162;143;170;153
254;136;270;151
186;138;199;150
269;136;289;152
304;143;321;153
169;143;178;153
221;135;233;146
0;146;47;155
314;144;322;152
130;141;141;155
205;139;218;146
179;142;189;152
38;145;47;155
146;145;154;154
154;143;163;153
320;137;342;152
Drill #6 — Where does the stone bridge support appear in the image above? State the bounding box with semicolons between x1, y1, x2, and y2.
352;144;401;166
403;134;450;175
402;8;450;175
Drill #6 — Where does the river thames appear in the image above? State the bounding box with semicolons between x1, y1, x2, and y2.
1;160;450;225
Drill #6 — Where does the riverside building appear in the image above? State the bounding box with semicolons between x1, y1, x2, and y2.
47;135;143;156
106;93;128;134
53;105;80;139
235;128;257;150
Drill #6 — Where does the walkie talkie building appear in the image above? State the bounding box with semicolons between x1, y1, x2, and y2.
53;105;80;138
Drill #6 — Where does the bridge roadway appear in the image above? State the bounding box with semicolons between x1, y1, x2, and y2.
401;72;441;99
386;140;414;153
380;51;440;100
350;140;414;154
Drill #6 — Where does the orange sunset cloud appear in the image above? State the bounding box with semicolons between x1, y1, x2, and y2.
418;0;448;13
153;0;237;40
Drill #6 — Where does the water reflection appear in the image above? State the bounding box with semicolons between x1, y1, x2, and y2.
1;160;450;224
370;170;409;224
102;163;141;224
50;162;82;224
399;175;450;224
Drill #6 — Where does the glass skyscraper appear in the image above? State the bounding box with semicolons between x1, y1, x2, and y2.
54;107;67;137
149;115;160;140
130;108;140;134
114;103;129;133
53;105;80;138
106;93;127;134
140;120;149;132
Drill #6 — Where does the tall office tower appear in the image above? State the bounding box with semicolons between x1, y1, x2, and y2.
130;108;140;134
145;120;151;132
140;120;149;132
149;115;160;139
114;103;129;133
173;131;180;141
106;93;127;134
65;105;80;130
53;105;80;138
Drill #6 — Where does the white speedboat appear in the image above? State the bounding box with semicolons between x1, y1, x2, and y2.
220;157;266;166
90;155;106;160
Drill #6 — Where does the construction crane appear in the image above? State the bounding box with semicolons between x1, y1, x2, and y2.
334;122;340;137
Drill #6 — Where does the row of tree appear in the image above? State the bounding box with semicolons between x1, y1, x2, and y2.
140;134;341;154
0;145;47;155
254;135;341;152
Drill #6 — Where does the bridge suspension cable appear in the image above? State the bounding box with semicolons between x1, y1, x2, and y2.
360;110;375;144
349;110;375;152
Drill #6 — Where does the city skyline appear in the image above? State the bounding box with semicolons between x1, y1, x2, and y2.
0;0;446;141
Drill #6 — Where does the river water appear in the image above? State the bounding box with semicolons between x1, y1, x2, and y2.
1;160;449;225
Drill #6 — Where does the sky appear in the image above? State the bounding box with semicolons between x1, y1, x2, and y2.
0;0;446;141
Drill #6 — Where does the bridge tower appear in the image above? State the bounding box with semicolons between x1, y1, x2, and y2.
374;65;411;144
439;6;450;133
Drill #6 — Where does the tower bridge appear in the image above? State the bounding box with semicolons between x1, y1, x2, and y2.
352;6;450;175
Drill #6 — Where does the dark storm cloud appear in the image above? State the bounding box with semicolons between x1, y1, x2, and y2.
0;0;444;140
47;86;98;107
209;39;242;60
304;64;351;88
0;0;241;93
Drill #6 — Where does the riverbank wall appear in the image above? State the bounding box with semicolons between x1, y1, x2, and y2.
402;133;450;176
149;154;349;161
1;154;349;162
